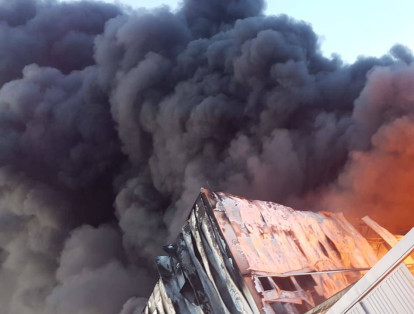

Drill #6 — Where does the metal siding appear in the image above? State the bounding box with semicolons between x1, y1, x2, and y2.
349;263;414;314
348;303;366;314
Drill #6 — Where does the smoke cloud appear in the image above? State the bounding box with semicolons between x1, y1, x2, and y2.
0;0;412;313
318;63;414;232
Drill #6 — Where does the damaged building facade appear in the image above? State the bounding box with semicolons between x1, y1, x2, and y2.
143;189;414;313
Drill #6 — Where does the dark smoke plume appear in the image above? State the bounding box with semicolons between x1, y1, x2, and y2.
0;0;412;313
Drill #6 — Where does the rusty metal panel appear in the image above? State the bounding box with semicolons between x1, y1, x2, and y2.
212;192;378;274
209;190;378;309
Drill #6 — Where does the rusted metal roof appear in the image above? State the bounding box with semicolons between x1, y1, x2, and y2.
206;190;379;312
211;191;378;273
143;189;384;313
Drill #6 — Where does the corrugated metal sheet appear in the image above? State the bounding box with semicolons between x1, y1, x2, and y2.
211;192;377;275
347;303;366;314
356;263;414;314
209;190;378;312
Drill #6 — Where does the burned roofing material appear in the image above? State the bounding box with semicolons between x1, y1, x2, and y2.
144;190;258;313
144;189;379;313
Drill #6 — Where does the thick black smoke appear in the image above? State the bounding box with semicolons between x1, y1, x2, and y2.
0;0;412;313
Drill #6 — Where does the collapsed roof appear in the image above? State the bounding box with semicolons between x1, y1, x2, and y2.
143;189;399;313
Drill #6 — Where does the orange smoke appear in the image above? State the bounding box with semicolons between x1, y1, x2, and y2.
321;116;414;232
313;64;414;233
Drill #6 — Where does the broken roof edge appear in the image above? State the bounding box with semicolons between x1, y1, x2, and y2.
201;188;354;222
250;268;371;277
198;188;264;311
145;191;258;313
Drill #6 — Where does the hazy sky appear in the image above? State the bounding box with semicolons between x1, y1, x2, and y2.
64;0;413;63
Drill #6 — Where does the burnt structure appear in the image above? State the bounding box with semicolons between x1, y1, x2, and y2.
143;189;408;313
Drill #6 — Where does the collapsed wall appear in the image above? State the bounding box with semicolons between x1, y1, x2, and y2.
143;189;381;313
